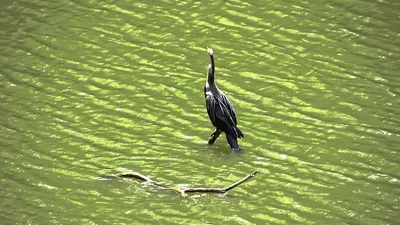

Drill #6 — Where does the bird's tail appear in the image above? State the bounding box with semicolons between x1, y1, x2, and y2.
226;134;240;151
232;126;244;138
236;127;244;138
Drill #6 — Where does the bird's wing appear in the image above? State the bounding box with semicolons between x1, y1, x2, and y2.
212;94;239;136
219;94;237;126
218;94;243;138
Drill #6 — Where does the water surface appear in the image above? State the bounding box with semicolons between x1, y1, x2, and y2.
1;0;399;224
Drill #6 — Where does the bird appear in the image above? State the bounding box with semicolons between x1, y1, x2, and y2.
204;47;244;151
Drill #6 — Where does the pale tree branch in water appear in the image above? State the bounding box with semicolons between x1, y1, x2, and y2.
116;170;260;197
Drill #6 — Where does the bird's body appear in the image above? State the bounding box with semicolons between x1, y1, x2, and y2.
204;48;243;151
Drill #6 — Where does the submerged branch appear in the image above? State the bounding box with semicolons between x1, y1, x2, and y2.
116;170;260;197
223;170;260;192
117;171;154;183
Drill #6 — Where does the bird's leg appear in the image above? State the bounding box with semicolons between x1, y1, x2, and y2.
208;129;222;145
226;134;240;151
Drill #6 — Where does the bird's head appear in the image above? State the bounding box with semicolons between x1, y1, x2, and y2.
207;47;213;56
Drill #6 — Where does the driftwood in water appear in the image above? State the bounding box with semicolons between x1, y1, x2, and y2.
117;170;260;197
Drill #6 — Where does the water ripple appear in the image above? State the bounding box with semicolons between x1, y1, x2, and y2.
1;0;399;224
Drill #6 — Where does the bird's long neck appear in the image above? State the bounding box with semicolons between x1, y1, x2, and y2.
207;55;215;85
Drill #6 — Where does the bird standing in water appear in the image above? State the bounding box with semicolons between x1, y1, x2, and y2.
204;47;244;151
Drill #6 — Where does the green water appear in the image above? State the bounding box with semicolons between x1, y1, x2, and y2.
1;0;399;224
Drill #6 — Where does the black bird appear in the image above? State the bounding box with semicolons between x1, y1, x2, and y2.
204;48;244;151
